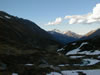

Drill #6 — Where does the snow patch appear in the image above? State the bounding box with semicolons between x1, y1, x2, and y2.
12;73;18;75
57;48;65;52
47;72;61;75
67;50;100;55
70;56;84;59
5;16;11;19
66;42;100;55
58;64;69;67
79;42;88;48
83;59;100;66
66;48;80;55
62;69;100;75
47;69;100;75
66;42;88;55
72;43;76;45
79;50;100;55
58;64;65;67
25;64;34;66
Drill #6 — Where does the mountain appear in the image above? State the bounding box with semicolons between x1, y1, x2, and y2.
0;11;61;51
1;11;77;75
57;32;100;68
58;28;100;56
81;28;100;40
64;30;82;38
0;11;100;74
85;30;96;37
49;29;82;45
86;28;100;38
58;36;100;54
0;11;68;74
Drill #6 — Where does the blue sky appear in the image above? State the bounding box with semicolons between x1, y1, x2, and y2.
0;0;100;35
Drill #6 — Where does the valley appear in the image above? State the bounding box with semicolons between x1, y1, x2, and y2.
0;11;100;75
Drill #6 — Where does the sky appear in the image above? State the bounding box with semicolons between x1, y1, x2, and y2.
0;0;100;35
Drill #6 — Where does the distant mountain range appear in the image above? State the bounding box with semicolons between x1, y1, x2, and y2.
48;29;82;45
49;28;100;45
64;31;82;38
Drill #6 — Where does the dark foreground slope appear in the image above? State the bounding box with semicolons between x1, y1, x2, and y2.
0;11;68;75
0;11;61;51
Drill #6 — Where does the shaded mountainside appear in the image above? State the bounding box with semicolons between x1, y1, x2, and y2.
0;11;68;75
57;35;100;69
58;28;100;54
0;11;61;51
49;30;82;45
58;36;100;55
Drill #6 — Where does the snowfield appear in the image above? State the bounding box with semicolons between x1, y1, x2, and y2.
79;50;100;55
47;69;100;75
82;59;100;66
66;42;100;55
66;42;88;55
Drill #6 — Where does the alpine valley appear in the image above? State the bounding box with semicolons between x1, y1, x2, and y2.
0;11;100;75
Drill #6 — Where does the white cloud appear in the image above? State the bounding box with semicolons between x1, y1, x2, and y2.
46;17;62;25
65;3;100;24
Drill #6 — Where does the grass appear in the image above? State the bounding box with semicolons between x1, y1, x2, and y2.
0;44;100;74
